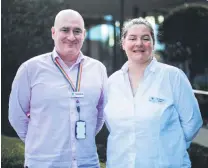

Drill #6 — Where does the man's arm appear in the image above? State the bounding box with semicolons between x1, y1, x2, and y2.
95;65;108;135
173;69;203;149
9;63;31;142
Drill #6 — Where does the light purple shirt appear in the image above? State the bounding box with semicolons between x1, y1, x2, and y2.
9;49;107;168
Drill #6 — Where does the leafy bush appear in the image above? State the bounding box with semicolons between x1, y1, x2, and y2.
188;143;208;168
158;3;208;84
1;135;24;168
2;135;208;168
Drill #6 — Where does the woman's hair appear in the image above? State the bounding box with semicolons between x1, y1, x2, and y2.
121;17;155;45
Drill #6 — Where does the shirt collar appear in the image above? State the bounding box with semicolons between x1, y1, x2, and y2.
121;57;157;74
52;48;85;64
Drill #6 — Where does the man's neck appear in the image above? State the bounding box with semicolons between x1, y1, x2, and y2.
61;58;77;67
59;53;80;67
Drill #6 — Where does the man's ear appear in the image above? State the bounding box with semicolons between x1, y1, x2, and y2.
51;27;55;39
83;29;86;39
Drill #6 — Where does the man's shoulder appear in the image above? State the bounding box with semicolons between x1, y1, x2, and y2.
26;52;52;63
83;55;106;69
24;52;52;65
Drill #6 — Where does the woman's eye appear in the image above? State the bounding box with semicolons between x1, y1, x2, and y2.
142;36;150;41
143;38;150;41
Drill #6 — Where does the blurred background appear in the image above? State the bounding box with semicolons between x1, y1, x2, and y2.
2;0;208;167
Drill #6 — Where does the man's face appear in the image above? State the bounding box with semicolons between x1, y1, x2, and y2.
51;15;85;58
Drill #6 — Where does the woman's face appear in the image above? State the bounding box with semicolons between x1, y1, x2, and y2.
122;24;154;64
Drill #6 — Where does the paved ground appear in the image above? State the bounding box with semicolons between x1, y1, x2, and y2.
193;127;208;147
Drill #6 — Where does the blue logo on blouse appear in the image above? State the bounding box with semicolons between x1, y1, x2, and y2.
149;97;165;103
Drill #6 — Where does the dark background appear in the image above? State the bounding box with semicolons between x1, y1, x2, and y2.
1;1;208;166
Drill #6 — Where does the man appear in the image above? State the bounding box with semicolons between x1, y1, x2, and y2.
9;9;107;168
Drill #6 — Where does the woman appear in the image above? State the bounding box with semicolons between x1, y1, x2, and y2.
104;18;203;168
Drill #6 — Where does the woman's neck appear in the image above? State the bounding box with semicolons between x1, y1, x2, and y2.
128;58;152;96
128;58;152;77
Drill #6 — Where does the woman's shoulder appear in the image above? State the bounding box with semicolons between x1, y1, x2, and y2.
108;70;123;82
155;62;189;86
156;62;180;74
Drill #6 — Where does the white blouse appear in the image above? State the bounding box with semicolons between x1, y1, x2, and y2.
104;59;202;168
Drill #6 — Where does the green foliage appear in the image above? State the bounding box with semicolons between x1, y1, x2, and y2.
2;135;208;168
1;135;24;168
158;3;208;64
1;135;106;168
100;162;106;168
2;0;71;63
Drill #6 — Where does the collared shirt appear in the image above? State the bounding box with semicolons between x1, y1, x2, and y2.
104;58;203;168
9;49;107;168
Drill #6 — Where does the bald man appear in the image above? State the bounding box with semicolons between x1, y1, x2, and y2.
9;9;107;168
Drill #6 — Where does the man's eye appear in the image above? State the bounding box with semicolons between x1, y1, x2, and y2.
129;38;136;41
61;29;69;32
73;30;82;34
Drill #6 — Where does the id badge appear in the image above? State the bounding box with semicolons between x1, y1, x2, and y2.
71;92;84;98
75;120;86;139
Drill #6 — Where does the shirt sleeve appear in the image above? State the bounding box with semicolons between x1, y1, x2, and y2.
95;65;108;135
9;63;31;142
173;69;203;149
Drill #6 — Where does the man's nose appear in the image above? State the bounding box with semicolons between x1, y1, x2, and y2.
67;31;76;41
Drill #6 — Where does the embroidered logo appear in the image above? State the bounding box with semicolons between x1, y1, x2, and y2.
149;96;165;103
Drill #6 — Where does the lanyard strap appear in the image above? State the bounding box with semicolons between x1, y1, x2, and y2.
51;55;83;92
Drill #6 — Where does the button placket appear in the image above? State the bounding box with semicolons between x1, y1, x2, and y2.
70;98;78;168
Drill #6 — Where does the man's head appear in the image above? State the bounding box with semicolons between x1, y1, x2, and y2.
51;9;85;59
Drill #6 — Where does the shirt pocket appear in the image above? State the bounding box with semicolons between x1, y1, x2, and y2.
138;96;172;121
